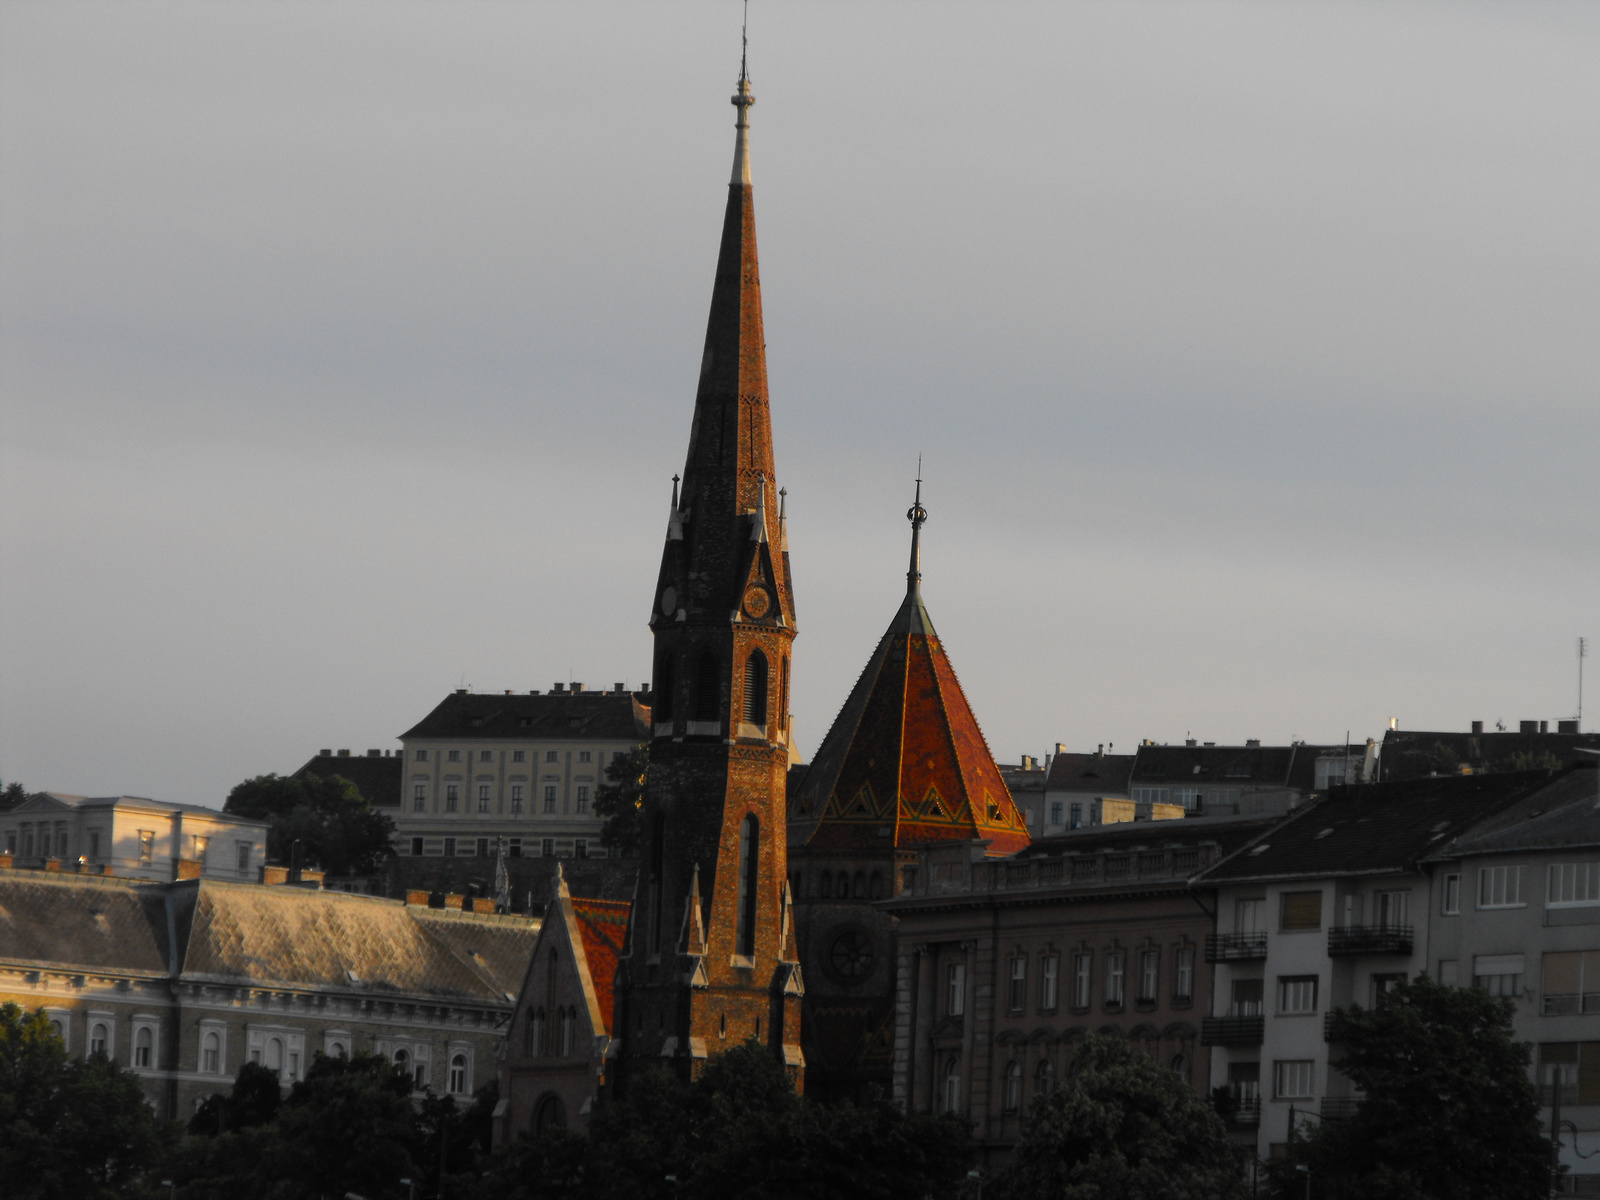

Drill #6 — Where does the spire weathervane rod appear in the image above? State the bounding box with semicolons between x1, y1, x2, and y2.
730;1;754;185
740;0;749;85
906;465;927;597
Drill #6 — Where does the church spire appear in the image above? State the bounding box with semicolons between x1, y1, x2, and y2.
906;472;927;598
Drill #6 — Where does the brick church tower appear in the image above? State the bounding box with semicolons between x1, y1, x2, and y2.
616;62;805;1087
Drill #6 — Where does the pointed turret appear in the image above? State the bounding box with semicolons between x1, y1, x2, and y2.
789;484;1030;856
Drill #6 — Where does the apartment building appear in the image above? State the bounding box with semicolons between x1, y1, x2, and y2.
394;685;650;863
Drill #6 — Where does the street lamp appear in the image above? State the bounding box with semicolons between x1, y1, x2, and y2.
400;1179;415;1200
966;1168;984;1200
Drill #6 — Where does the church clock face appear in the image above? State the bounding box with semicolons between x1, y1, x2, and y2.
742;585;771;619
828;928;876;984
660;586;677;616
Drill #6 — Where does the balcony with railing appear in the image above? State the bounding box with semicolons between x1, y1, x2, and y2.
1327;924;1414;957
1229;1098;1261;1126
1200;1015;1265;1046
1205;932;1268;963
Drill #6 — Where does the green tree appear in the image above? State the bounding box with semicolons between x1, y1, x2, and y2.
994;1033;1244;1200
186;1062;282;1136
1;778;28;811
593;744;648;855
0;1002;174;1200
1280;976;1549;1200
224;772;395;874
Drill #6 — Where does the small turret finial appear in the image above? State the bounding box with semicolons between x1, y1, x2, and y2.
906;464;927;597
730;1;755;186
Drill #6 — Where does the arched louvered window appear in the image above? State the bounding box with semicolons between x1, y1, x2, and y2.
694;652;720;720
736;815;759;957
742;651;768;726
780;655;789;724
656;654;675;721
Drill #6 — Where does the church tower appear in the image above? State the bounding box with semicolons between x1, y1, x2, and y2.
617;60;804;1087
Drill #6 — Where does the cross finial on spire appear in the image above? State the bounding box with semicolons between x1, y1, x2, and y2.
906;466;927;598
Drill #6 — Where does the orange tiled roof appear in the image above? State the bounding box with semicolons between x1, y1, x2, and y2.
569;897;630;1035
791;589;1030;856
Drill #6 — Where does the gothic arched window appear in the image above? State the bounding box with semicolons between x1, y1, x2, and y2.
1003;1060;1022;1113
694;652;721;720
1035;1058;1055;1097
943;1059;961;1114
742;651;768;726
134;1026;153;1069
736;815;759;957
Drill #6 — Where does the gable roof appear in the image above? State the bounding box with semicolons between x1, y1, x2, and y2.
1198;770;1558;885
1127;743;1349;791
1045;753;1136;795
569;897;630;1035
0;870;173;976
789;587;1029;857
400;690;650;742
1429;765;1600;859
13;793;267;827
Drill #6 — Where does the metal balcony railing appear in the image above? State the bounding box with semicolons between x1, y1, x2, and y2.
1230;1098;1261;1126
1205;932;1268;963
1200;1015;1265;1046
1327;924;1414;957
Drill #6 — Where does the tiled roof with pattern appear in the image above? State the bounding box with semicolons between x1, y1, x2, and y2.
0;871;172;976
569;897;630;1035
410;908;543;1000
400;691;651;742
791;589;1030;856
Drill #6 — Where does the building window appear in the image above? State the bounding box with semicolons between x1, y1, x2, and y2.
1442;874;1461;914
1274;1060;1314;1100
1002;1060;1022;1114
511;785;524;814
416;749;428;762
1543;952;1600;1015
1229;1061;1260;1112
236;842;251;872
528;1008;544;1056
134;1026;154;1069
947;962;966;1017
1132;787;1170;805
1050;802;1063;825
1174;946;1195;1001
509;838;522;857
192;835;208;863
1040;955;1059;1010
1035;1059;1055;1097
1174;787;1202;812
1105;952;1125;1007
479;750;492;763
1473;954;1525;997
87;829;99;859
1008;956;1027;1012
138;831;154;863
449;1054;469;1094
1550;864;1600;908
560;1009;575;1057
413;783;427;813
445;785;459;813
443;837;456;857
743;651;768;727
541;838;555;858
574;838;589;859
1371;973;1405;1006
476;837;489;858
1230;978;1264;1017
1278;976;1319;1014
1139;950;1159;1003
410;837;423;856
478;785;491;813
578;750;592;764
735;816;758;957
1072;953;1092;1009
512;750;525;763
545;750;559;763
447;750;460;763
1479;866;1526;909
543;785;557;813
1069;803;1082;829
90;1022;109;1056
1376;889;1410;929
1280;891;1323;931
943;1060;961;1113
576;786;590;814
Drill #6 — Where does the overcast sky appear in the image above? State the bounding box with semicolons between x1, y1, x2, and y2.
2;2;1596;808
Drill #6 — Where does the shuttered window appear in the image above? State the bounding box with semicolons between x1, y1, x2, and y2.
1280;891;1323;931
742;652;768;726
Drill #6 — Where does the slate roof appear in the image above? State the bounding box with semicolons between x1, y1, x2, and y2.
1045;753;1136;795
1380;728;1600;782
1127;743;1347;790
789;585;1030;856
569;897;630;1035
292;754;403;807
400;690;651;743
1015;813;1282;860
1198;770;1558;884
0;870;538;1008
0;871;173;976
1428;765;1600;859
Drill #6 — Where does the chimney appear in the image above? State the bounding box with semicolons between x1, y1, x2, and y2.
1055;743;1068;756
613;682;626;693
528;689;540;695
570;682;585;694
1471;721;1483;735
1541;720;1549;734
504;690;514;696
1096;744;1103;756
1185;739;1197;747
319;749;332;757
1559;720;1579;734
454;688;468;695
1520;720;1538;734
1246;739;1261;747
336;749;351;757
366;749;381;757
552;682;566;693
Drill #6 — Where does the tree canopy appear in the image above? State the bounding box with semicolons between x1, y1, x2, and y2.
593;744;648;856
224;771;395;874
0;1003;174;1200
1279;975;1549;1200
994;1033;1244;1200
474;1040;971;1200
